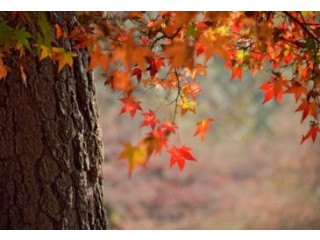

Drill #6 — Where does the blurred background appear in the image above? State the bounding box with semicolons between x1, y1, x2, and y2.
95;56;320;229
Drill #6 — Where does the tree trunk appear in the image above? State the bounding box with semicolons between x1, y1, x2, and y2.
0;12;107;229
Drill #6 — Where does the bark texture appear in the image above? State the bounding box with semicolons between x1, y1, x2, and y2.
0;12;107;229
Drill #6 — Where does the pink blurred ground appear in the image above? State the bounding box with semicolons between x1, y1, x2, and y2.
98;96;320;229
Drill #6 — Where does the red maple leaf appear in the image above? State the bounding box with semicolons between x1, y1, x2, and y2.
259;82;277;103
167;145;196;171
141;110;160;129
300;124;320;144
131;67;142;82
119;95;142;118
193;118;214;141
160;119;178;135
231;67;242;80
144;128;168;155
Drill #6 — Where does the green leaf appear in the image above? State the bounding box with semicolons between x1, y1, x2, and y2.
0;22;15;47
36;33;45;56
186;23;198;38
305;36;316;53
37;12;53;47
15;27;32;51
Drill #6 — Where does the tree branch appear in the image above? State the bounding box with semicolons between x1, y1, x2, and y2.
283;11;320;45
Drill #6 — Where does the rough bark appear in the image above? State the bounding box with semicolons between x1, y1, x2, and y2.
0;12;107;229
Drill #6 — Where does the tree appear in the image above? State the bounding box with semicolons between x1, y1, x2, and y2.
0;11;319;229
0;12;106;229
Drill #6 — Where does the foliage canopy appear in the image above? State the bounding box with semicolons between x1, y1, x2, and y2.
0;11;319;175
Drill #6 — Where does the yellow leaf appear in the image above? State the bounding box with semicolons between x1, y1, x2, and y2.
214;25;229;36
39;45;52;61
118;142;147;176
235;49;250;62
52;47;77;72
178;97;197;115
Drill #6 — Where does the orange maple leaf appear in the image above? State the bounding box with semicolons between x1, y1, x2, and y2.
193;118;214;141
284;81;307;102
54;24;63;39
167;145;196;171
88;43;110;72
0;57;8;80
295;98;318;123
112;32;151;70
164;40;194;69
259;77;288;104
111;70;133;93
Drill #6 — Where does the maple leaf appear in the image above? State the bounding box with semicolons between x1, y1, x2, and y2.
15;27;32;51
214;25;229;36
186;23;199;38
110;70;133;93
160;119;178;135
88;43;110;72
51;47;78;72
284;81;307;102
230;67;242;80
39;45;52;60
0;22;15;48
146;56;164;77
118;142;147;176
37;12;53;46
54;24;63;39
164;40;194;69
170;12;196;29
19;65;27;85
131;67;142;82
181;82;202;100
112;32;151;70
295;98;318;123
144;128;168;155
198;29;229;59
194;118;214;141
70;26;94;49
141;110;160;130
259;78;287;104
235;49;250;62
300;124;320;144
178;97;197;116
167;145;196;171
259;82;275;103
119;95;142;118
